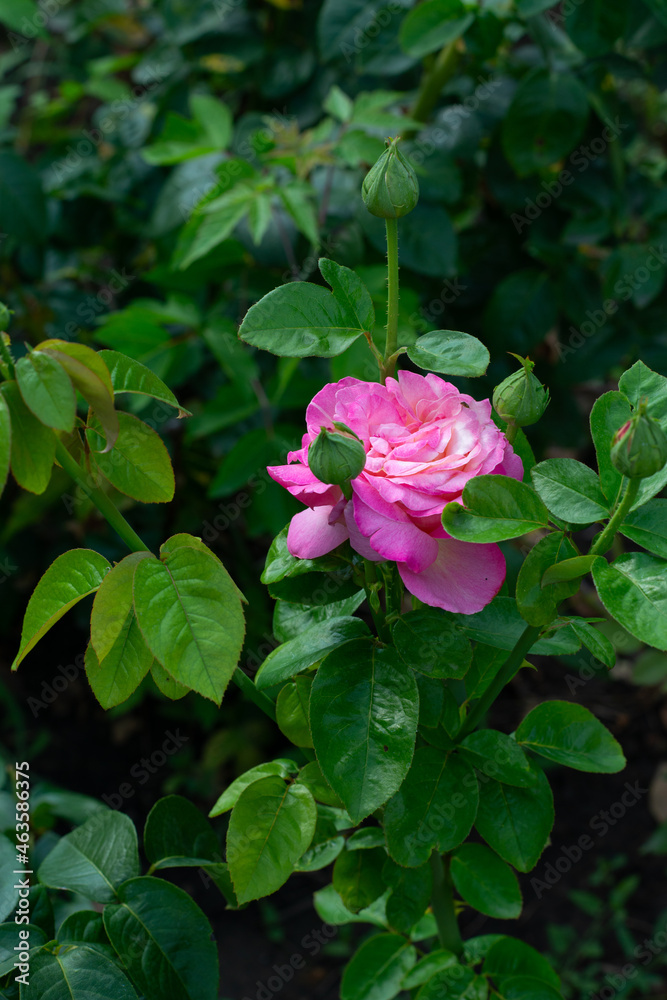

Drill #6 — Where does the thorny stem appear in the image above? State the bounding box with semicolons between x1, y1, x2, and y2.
459;624;542;738
429;852;463;956
55;438;278;722
589;478;640;556
383;217;400;381
55;438;151;554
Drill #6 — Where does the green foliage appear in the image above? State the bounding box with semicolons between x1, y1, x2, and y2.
3;3;667;996
310;640;419;823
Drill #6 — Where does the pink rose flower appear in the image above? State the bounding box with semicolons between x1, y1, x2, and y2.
268;371;523;614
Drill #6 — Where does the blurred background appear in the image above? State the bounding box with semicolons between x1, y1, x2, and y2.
1;0;667;995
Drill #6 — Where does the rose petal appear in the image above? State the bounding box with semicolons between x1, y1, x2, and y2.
343;503;384;562
398;535;506;613
287;506;349;559
352;494;438;573
268;464;342;507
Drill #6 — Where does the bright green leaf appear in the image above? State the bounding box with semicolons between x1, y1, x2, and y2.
570;619;616;668
226;776;316;903
458;730;537;788
276;675;313;747
190;94;232;148
310;640;419;823
590;390;632;504
384;748;478;867
15;351;76;432
0;381;55;494
209;759;298;817
87;411;175;503
103;876;218;1000
255;617;369;689
12;549;111;670
341;933;417;1000
318;257;375;332
133;545;245;704
515;699;626;772
516;533;578;626
238;273;368;359
442;475;549;543
144;795;220;868
391;610;472;680
407;330;489;377
592;552;667;651
620;499;667;559
450;844;522;919
333;846;387;912
37;810;139;902
483;937;560;990
530;459;609;524
21;945;140;1000
474;761;554;872
98;350;189;415
400;0;474;58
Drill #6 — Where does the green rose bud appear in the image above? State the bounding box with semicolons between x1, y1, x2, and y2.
308;426;366;498
610;401;667;479
493;354;550;428
362;137;419;219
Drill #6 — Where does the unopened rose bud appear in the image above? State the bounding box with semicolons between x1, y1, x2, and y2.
611;401;667;479
493;354;549;428
308;427;366;498
362;137;419;219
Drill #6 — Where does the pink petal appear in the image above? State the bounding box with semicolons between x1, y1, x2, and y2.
352;495;438;573
305;377;363;435
268;464;342;507
398;536;506;614
491;446;524;482
287;506;349;559
343;504;384;562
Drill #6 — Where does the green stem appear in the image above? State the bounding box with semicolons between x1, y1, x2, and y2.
57;442;282;724
589;478;640;556
459;624;542;738
233;667;277;722
364;560;389;641
383;217;400;381
429;852;463;956
55;438;151;554
504;421;519;446
411;40;459;126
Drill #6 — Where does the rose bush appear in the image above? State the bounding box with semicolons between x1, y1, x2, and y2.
269;370;523;613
